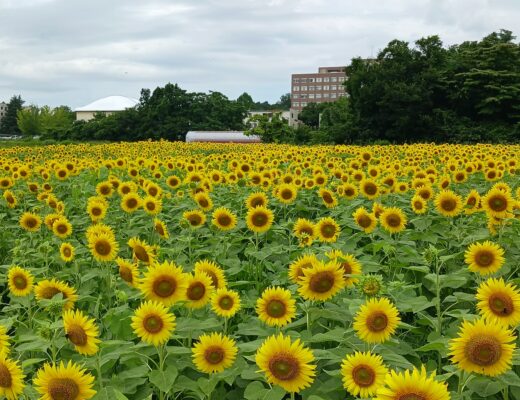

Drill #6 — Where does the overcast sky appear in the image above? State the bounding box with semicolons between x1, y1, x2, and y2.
0;0;519;108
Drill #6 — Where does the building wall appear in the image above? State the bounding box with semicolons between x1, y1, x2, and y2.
76;111;115;122
290;67;347;112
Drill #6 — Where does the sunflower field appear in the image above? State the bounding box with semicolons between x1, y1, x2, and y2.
0;141;519;400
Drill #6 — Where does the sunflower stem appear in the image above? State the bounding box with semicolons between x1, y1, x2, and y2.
503;386;509;400
290;392;295;400
434;255;443;373
223;317;228;335
158;344;166;400
96;351;104;391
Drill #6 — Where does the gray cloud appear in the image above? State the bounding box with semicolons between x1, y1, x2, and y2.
0;0;519;108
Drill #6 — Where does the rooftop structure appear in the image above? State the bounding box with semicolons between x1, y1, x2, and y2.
75;96;139;121
185;131;261;143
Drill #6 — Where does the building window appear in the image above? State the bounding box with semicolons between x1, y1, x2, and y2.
323;77;329;82
293;78;300;83
316;93;322;99
323;93;330;98
331;93;337;99
339;77;346;82
308;78;315;82
323;85;329;90
331;85;337;90
331;77;338;82
309;94;315;99
301;102;307;107
308;86;315;91
316;85;322;91
301;86;307;91
316;77;322;82
293;102;300;107
293;86;300;91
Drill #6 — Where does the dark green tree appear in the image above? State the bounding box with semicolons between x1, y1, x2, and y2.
0;95;24;136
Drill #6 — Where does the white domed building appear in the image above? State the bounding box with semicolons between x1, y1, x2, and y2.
75;95;139;121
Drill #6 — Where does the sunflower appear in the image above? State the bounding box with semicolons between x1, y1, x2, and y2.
298;260;345;301
211;288;241;318
192;332;238;374
353;297;400;344
185;272;214;309
318;188;338;208
7;266;34;297
481;188;514;218
153;218;169;239
60;242;75;262
246;192;268;209
360;179;379;200
379;207;407;234
120;192;142;213
315;217;340;243
128;237;155;265
34;279;78;310
276;183;298;205
140;261;188;306
131;300;176;347
3;190;17;208
256;287;296;327
88;233;119;262
292;218;316;240
183;209;206;229
0;326;10;358
374;365;450;400
86;200;107;222
63;309;100;356
33;361;96;400
464;241;505;275
256;333;316;393
411;195;428;214
464;189;481;214
352;207;377;233
342;183;358;199
212;207;237;231
476;278;520;327
194;192;213;211
434;190;463;217
19;211;41;232
194;260;227;289
116;258;140;287
288;253;317;284
0;356;25;400
142;195;162;216
325;249;362;287
449;318;516;376
341;351;387;398
246;206;274;234
52;216;72;239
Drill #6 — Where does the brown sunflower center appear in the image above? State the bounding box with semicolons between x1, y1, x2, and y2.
385;214;401;227
67;324;88;346
281;189;293;200
364;183;377;195
217;214;232;227
352;364;376;387
322;192;334;203
119;266;133;283
467;197;477;206
188;214;202;226
488;293;514;316
100;186;110;195
357;215;373;229
250;198;264;207
345;188;355;196
398;393;426;400
57;224;68;234
143;315;164;333
126;198;138;208
62;247;72;257
133;245;150;262
441;198;457;212
366;312;388;332
41;287;64;300
475;250;494;267
413;200;424;210
13;274;27;289
218;295;234;310
268;354;300;381
299;226;314;236
155;223;165;236
342;262;352;275
321;223;336;238
489;195;507;212
26;217;37;228
203;271;218;288
0;363;12;388
48;378;80;400
464;334;502;366
204;346;225;365
146;201;156;211
266;299;286;318
198;198;209;208
95;240;111;256
153;276;177;298
91;207;102;216
309;271;335;293
252;212;268;227
187;282;206;301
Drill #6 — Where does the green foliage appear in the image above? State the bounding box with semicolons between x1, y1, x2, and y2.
245;113;293;143
0;95;24;136
17;105;74;138
17;106;42;137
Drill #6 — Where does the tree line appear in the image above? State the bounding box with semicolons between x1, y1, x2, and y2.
2;29;518;143
255;29;520;144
